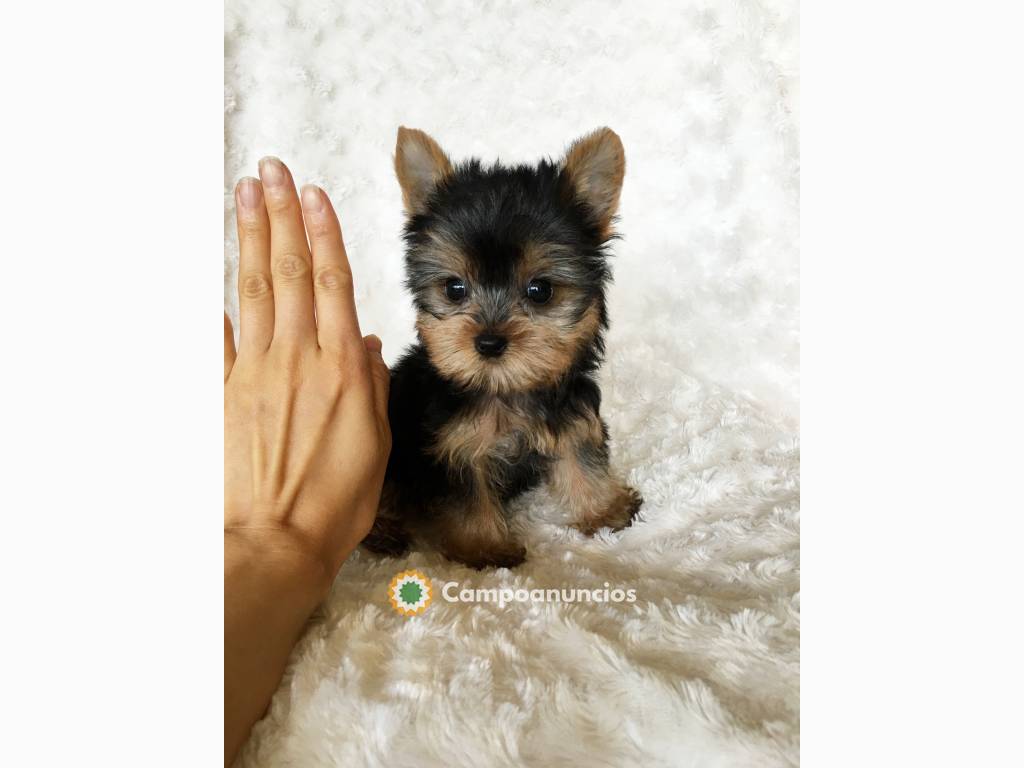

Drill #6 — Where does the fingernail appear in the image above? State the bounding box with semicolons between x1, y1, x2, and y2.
236;177;262;209
301;184;324;212
259;156;286;187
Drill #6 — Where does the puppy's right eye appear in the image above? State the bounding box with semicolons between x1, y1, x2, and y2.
444;278;467;302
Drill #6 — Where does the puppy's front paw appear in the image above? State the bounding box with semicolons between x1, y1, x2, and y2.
573;486;643;536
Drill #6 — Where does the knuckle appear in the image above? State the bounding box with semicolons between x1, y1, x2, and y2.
240;272;273;299
306;216;336;238
314;266;352;292
273;253;310;281
237;218;265;241
322;344;363;376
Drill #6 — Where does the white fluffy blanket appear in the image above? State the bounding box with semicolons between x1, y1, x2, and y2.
225;1;799;765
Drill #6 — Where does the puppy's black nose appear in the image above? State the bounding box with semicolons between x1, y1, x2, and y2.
475;333;508;358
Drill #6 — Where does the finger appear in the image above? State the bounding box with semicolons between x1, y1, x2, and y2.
235;177;274;353
258;157;316;345
301;185;362;352
224;313;237;381
363;334;390;418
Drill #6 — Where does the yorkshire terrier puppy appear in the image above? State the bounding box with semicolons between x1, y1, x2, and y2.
363;126;642;568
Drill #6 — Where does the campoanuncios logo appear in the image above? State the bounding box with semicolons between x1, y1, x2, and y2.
388;569;433;616
388;569;638;616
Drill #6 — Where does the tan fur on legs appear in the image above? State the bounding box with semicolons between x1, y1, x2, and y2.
430;480;526;569
548;412;642;535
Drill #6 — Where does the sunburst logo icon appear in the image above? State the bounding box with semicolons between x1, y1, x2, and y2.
388;570;433;616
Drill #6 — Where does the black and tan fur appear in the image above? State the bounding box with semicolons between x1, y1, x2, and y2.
363;126;641;568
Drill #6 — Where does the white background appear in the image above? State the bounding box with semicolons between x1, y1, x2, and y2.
0;1;1022;765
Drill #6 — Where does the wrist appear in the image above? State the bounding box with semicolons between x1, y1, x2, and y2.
224;525;335;608
223;524;334;764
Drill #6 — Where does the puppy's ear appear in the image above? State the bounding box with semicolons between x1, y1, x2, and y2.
394;126;453;215
561;127;625;237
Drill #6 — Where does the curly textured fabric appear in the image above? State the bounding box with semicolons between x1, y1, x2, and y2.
225;1;799;765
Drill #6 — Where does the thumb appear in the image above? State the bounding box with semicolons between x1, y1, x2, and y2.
362;334;390;418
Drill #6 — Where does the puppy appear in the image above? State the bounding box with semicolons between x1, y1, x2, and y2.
364;126;641;568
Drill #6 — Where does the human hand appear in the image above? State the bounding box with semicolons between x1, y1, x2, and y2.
224;157;391;585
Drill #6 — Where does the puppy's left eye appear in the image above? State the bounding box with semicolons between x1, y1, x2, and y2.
526;279;553;305
444;278;467;302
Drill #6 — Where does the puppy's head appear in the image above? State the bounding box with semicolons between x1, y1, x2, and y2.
395;126;625;394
